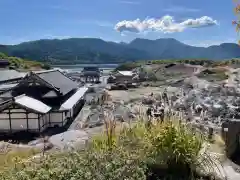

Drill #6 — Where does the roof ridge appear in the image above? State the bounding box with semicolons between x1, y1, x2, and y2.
56;69;77;82
29;72;60;93
34;69;58;74
34;69;75;84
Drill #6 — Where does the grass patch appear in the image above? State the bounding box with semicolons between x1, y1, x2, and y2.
0;117;217;180
0;145;40;171
197;68;229;82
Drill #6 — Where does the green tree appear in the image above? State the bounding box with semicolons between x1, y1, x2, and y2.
0;52;7;59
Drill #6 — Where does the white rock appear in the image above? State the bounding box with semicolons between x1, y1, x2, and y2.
49;130;89;151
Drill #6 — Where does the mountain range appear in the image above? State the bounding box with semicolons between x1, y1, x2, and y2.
0;38;239;64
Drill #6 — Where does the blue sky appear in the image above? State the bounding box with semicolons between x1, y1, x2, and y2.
0;0;238;46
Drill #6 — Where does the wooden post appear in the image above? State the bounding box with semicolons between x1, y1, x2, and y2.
8;109;12;133
26;112;29;131
62;112;64;126
38;114;40;132
49;113;51;126
208;127;214;141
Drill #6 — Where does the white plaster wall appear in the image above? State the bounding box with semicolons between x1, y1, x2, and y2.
28;119;39;130
28;113;38;119
0;113;9;119
0;109;39;131
10;108;27;130
39;115;43;128
3;110;8;113
10;109;26;119
50;112;64;126
0;119;10;130
11;119;27;130
40;114;50;131
65;110;71;118
63;111;70;125
11;109;26;113
10;112;26;119
43;114;49;124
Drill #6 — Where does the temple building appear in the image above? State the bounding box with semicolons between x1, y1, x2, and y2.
80;66;100;83
108;71;136;84
0;69;88;134
0;70;26;84
0;59;10;69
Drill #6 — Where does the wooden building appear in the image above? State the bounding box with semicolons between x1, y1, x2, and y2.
0;69;88;133
80;66;101;83
0;70;26;85
0;59;10;69
108;71;136;84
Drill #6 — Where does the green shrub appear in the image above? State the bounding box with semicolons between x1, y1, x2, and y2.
41;63;51;70
146;123;203;177
197;68;229;81
0;119;207;180
0;51;48;70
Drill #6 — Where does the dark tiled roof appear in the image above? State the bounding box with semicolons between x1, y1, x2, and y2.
83;67;100;71
0;90;13;98
82;71;100;77
0;83;18;92
0;60;10;66
0;70;26;83
35;70;78;95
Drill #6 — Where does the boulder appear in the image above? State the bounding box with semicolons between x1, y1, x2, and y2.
28;138;45;146
49;130;89;151
173;100;186;110
34;142;53;151
142;96;155;105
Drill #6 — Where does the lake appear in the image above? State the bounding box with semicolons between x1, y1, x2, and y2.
52;64;118;73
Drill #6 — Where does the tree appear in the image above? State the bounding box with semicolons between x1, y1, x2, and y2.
41;63;51;70
233;0;240;44
0;52;7;59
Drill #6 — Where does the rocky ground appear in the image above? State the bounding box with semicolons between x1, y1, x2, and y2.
4;64;235;150
3;63;240;179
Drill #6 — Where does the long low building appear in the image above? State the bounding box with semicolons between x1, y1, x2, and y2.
0;69;88;134
108;70;137;84
0;69;26;84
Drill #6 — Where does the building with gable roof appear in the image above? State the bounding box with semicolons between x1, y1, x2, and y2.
0;69;88;134
108;70;136;84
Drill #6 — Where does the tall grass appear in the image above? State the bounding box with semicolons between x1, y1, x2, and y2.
0;113;222;180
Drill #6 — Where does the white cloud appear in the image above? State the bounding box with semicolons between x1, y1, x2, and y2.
118;1;141;5
164;6;200;13
115;15;218;34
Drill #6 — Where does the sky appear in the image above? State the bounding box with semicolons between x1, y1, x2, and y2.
0;0;238;46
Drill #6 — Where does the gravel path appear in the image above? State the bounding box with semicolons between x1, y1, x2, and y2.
223;164;240;180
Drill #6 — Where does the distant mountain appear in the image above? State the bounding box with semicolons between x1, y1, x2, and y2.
0;38;239;64
128;38;240;60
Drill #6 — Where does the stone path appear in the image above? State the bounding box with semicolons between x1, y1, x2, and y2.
204;152;240;180
223;160;240;180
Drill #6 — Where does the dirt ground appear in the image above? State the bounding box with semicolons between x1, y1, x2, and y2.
108;86;180;103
